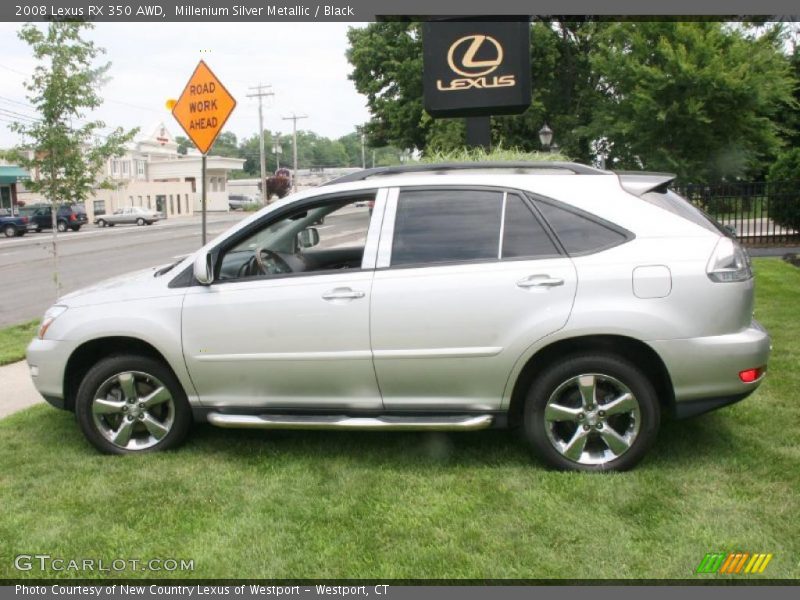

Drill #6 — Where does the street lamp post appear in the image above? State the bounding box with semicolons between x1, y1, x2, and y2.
538;123;553;152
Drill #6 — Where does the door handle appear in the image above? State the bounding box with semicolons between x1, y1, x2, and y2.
322;287;366;301
516;275;565;288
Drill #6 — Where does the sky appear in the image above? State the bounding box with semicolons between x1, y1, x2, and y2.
0;22;371;148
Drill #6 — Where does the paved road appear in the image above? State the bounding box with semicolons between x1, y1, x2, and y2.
0;206;370;328
0;213;245;327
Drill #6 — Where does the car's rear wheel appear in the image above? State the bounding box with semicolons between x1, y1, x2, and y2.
75;355;192;454
523;353;660;472
70;225;81;232
3;224;15;238
56;220;68;232
136;218;145;226
97;219;106;227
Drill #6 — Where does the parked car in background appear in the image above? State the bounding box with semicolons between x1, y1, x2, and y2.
27;162;771;472
20;203;88;233
0;208;30;237
228;194;258;210
95;206;161;227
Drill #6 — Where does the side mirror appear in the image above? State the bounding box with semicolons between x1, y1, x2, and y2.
193;252;214;285
297;227;320;249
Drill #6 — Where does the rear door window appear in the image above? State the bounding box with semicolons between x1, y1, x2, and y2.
502;195;559;259
391;189;503;267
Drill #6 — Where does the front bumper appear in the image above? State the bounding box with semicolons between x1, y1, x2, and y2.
649;319;771;417
26;337;77;411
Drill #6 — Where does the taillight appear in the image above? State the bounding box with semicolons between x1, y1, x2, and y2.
739;367;765;383
70;213;76;221
706;237;752;283
21;217;28;223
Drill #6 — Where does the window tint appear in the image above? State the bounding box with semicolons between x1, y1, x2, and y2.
392;189;503;267
534;199;628;255
502;195;559;259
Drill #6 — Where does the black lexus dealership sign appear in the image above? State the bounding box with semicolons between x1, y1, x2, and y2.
423;20;531;118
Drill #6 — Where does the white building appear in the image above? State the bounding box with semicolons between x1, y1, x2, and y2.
16;123;245;220
89;123;244;220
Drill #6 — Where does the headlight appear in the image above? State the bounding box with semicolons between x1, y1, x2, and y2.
38;305;68;339
706;237;752;283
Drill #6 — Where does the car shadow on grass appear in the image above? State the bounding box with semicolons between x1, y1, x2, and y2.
186;422;537;469
5;404;748;472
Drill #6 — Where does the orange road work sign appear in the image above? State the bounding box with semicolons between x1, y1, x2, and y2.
171;60;236;155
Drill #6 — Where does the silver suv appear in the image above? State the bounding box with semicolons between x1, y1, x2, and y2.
26;162;771;471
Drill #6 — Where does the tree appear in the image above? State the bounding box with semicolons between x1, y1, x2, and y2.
11;22;136;297
175;135;191;155
347;21;602;159
585;22;796;182
209;131;240;158
347;21;797;180
766;148;800;232
347;22;427;151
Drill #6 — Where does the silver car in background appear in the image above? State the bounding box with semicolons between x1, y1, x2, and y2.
95;206;161;227
27;162;770;471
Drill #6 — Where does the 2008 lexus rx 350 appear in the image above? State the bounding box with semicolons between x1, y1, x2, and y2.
26;162;771;471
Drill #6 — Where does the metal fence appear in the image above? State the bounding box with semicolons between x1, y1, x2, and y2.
672;181;799;246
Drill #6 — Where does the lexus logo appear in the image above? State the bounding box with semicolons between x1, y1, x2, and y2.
447;35;504;77
437;33;516;92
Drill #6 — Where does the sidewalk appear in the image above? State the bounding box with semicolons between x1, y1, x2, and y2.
0;361;44;419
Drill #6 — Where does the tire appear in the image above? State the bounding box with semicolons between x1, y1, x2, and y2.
56;220;68;232
75;354;192;455
108;223;115;227
136;218;145;226
97;219;106;227
3;225;15;238
522;353;660;472
34;225;42;233
70;225;81;232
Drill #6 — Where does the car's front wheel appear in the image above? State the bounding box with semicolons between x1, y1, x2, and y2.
523;353;660;472
3;225;16;238
96;219;106;227
75;355;192;454
136;218;145;226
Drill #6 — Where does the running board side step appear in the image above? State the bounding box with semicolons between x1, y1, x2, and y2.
206;412;494;431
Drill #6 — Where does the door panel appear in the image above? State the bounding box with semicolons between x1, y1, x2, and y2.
182;271;381;408
370;258;577;410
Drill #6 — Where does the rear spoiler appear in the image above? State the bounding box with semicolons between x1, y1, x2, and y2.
615;171;677;197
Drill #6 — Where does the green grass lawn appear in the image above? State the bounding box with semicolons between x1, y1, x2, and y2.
0;320;38;366
0;258;798;580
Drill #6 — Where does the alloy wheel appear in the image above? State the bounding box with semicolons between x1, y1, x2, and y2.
91;371;175;450
544;373;641;465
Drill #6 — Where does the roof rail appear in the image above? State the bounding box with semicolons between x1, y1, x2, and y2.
323;161;607;186
616;171;677;197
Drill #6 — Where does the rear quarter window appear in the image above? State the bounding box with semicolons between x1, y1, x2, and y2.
532;197;631;255
641;189;728;236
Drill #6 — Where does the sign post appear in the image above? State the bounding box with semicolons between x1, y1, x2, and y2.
171;60;237;245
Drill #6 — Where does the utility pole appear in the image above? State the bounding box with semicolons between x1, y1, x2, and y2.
282;112;308;192
247;83;273;204
360;132;366;169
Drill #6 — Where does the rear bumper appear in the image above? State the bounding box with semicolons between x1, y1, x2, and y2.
649;319;771;414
